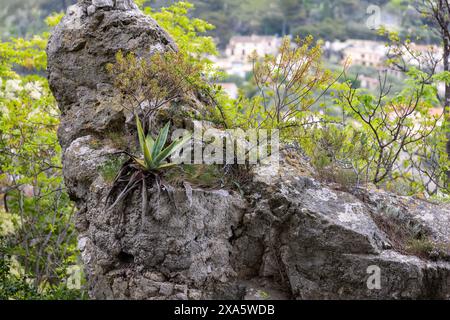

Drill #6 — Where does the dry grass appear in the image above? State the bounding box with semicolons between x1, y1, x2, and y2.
370;212;445;260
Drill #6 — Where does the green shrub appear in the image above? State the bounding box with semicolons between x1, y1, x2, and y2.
406;238;436;259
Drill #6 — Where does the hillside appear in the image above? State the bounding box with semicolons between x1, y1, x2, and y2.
0;0;435;46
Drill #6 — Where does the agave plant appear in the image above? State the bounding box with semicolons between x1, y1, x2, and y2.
106;116;191;213
134;116;191;171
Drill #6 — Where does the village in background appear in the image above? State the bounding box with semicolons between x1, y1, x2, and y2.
0;1;446;115
212;34;445;117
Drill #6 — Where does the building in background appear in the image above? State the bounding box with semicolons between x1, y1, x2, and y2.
340;40;387;68
225;35;282;60
212;35;282;78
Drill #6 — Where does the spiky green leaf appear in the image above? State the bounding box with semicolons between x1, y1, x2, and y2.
153;133;192;166
136;116;153;168
146;134;155;154
153;121;171;158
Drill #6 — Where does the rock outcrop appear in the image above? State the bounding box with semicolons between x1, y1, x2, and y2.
47;1;450;299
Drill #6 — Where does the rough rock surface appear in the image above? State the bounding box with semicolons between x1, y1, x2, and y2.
48;1;450;299
47;0;176;149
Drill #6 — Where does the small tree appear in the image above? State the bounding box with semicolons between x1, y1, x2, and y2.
380;22;450;193
0;14;82;295
250;36;334;131
402;126;449;195
383;1;450;184
336;69;442;186
106;50;202;132
145;1;217;74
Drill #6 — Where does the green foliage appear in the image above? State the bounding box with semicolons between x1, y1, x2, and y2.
0;0;72;39
100;156;127;183
165;164;226;189
0;11;62;77
0;35;47;78
369;210;443;260
330;68;443;186
105;119;191;214
147;0;366;46
296;65;450;196
45;12;65;28
0;11;84;299
0;0;441;47
207;36;335;133
106;50;204;130
104;2;221;213
145;1;217;74
0;237;86;300
406;238;436;259
258;290;271;299
251;36;333;131
0;75;82;294
106;120;248;214
0;239;38;300
135;117;192;172
300;124;369;186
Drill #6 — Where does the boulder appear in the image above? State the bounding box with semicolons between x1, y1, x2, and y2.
47;1;450;299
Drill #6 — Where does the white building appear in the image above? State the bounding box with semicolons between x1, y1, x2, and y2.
340;40;387;68
212;58;253;78
225;35;282;60
212;35;283;78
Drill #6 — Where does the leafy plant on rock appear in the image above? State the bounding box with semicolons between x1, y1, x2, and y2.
106;50;203;132
106;117;191;213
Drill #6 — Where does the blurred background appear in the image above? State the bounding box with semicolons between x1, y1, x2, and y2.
0;0;438;96
0;1;437;45
1;0;447;300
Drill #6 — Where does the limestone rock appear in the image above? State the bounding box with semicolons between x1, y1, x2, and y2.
47;1;450;300
47;0;176;149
